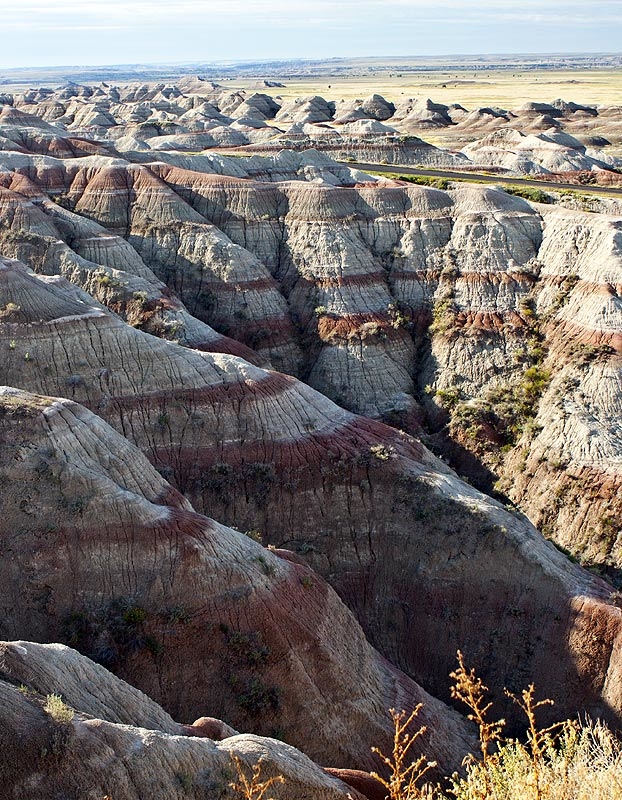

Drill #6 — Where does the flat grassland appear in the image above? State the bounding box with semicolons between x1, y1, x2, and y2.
227;68;622;109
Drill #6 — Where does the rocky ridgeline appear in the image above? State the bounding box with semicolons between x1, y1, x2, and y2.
0;82;622;796
0;641;367;799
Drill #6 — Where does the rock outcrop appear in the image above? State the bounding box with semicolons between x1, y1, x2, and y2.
0;643;364;799
1;81;622;785
2;259;622;742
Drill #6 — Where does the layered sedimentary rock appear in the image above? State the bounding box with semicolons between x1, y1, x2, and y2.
1;144;620;568
4;83;622;175
2;259;622;743
0;642;363;800
0;162;267;364
0;385;475;772
497;206;622;573
1;87;622;773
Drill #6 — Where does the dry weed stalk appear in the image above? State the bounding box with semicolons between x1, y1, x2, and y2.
229;754;285;800
371;705;437;800
505;684;570;800
449;650;504;792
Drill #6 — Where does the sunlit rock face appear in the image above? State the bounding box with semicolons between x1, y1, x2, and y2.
0;642;369;800
1;86;622;763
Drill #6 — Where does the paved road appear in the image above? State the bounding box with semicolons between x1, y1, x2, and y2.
336;161;622;197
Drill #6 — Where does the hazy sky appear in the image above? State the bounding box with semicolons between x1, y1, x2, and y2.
0;0;620;68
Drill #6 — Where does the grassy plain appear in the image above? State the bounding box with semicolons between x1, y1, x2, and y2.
227;68;622;111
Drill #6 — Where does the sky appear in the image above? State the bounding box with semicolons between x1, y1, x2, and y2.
0;0;620;69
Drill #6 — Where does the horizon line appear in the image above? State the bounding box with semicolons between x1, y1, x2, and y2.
1;51;622;74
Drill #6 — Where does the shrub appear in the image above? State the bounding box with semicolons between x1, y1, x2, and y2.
234;677;280;715
370;444;396;461
429;296;458;335
371;706;437;800
504;185;552;204
43;693;74;724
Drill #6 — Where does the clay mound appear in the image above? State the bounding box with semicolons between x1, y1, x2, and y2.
515;101;564;118
333;94;395;125
325;768;386;800
340;119;399;136
401;98;454;127
462;128;618;174
0;672;362;800
453;107;511;132
0;257;98;322
231;92;280;120
275;95;336;124
333;106;370;124
0;105;62;132
361;93;395;121
1;641;182;733
551;98;598;116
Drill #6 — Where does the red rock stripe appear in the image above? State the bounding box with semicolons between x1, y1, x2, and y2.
151;417;424;472
312;272;389;289
109;370;296;409
190;335;266;366
547;319;622;355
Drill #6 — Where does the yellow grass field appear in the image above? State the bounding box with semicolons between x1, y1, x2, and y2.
227;69;622;111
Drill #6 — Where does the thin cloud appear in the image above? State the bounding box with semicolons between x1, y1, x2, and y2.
3;0;622;25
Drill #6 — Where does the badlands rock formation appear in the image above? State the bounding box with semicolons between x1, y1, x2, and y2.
2;256;622;742
1;82;621;176
1;143;615;572
1;79;622;792
0;642;363;800
0;384;474;772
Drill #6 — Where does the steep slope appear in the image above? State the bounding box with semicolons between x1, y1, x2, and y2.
1;641;183;734
498;206;622;575
2;261;622;739
0;384;474;771
0;165;264;363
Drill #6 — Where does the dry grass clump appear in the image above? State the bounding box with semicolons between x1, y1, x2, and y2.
370;651;622;800
43;693;74;724
446;719;622;800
